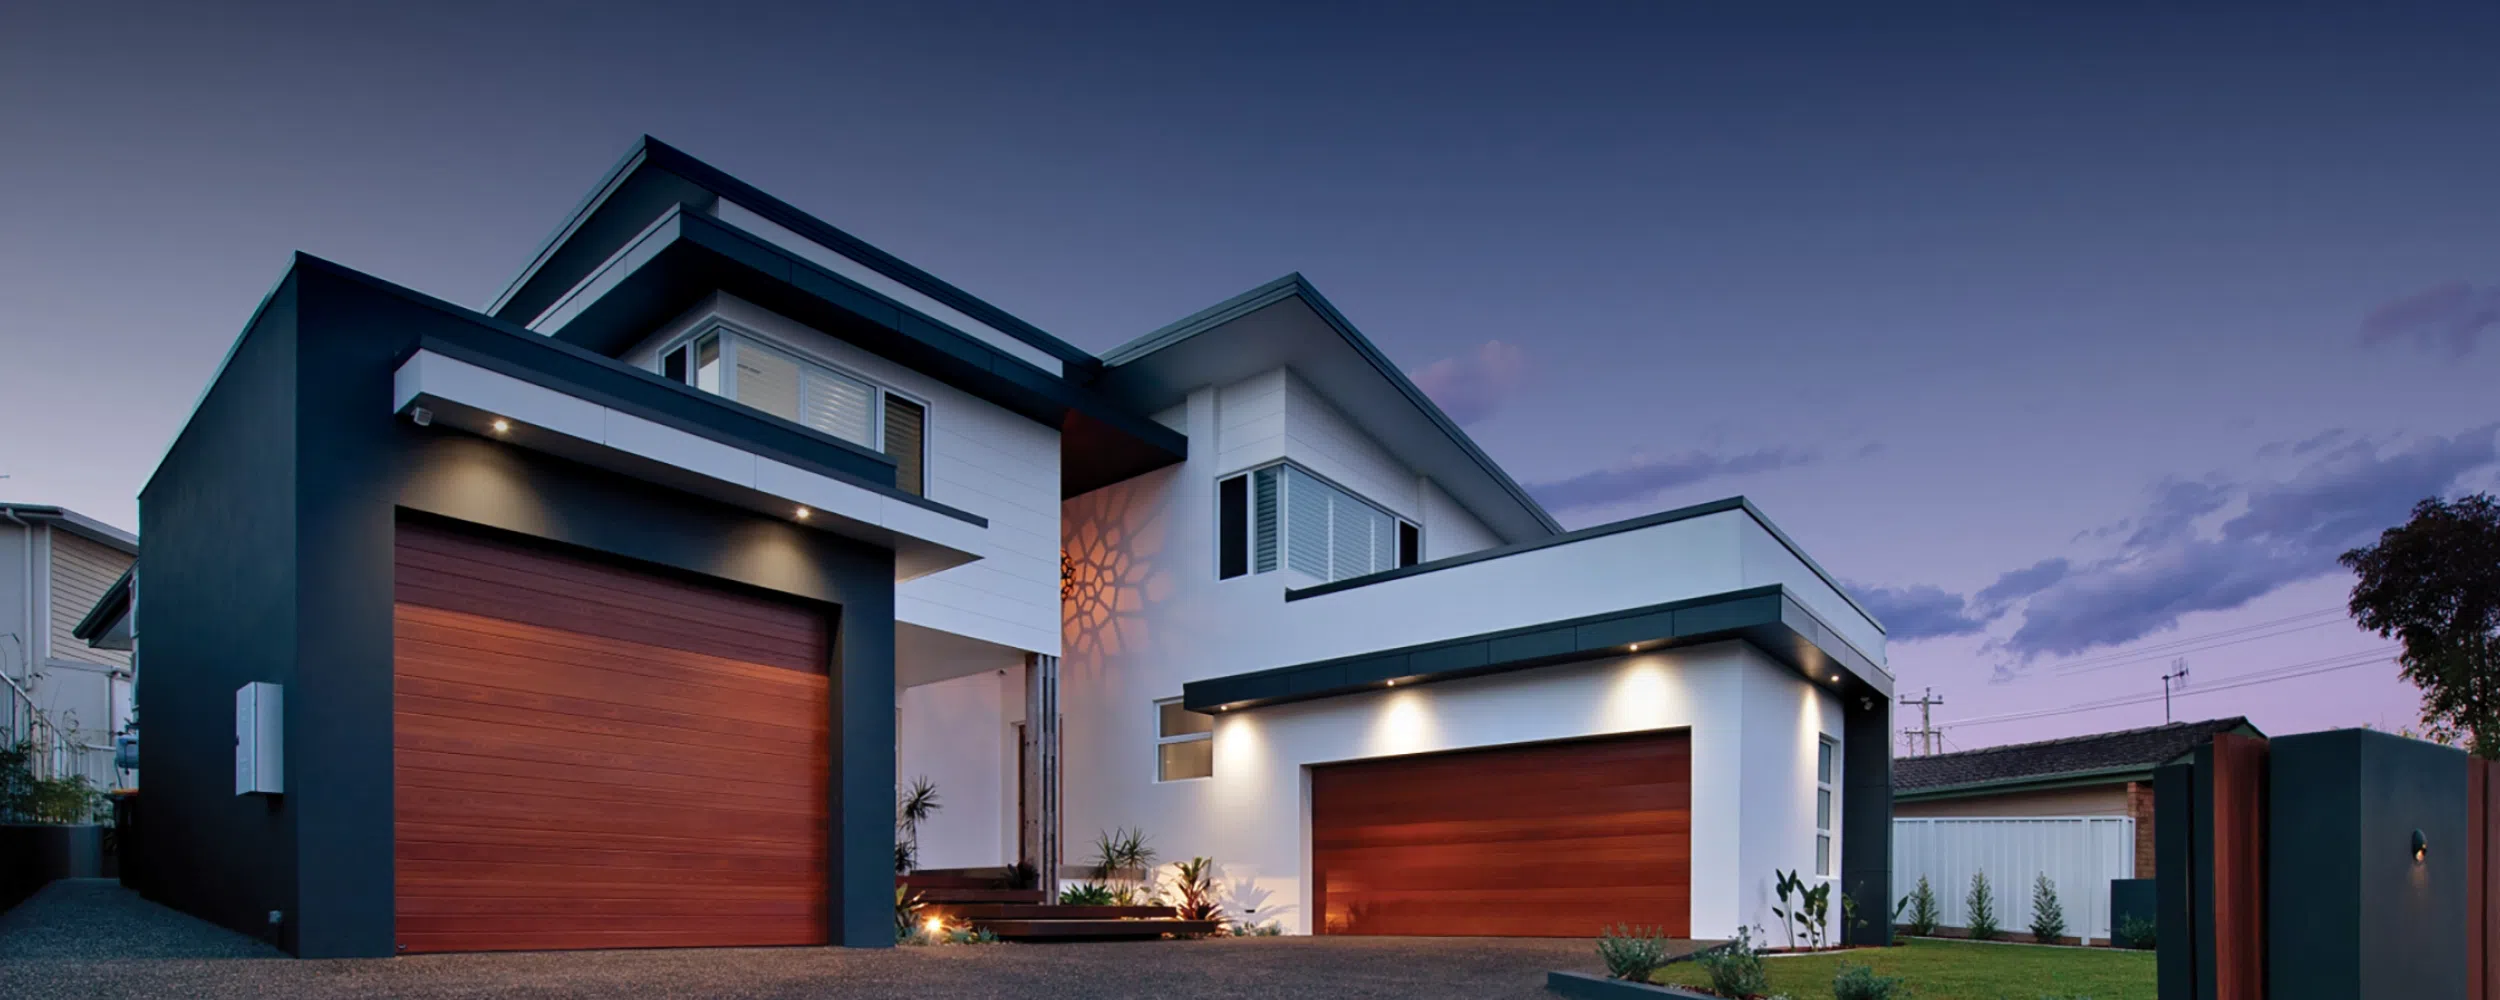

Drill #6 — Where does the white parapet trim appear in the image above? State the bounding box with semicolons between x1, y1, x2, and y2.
392;348;984;581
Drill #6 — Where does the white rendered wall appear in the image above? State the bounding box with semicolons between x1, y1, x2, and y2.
1733;660;1847;941
1418;477;1500;560
896;668;1026;870
1058;377;1856;935
629;294;1063;656
1281;371;1420;518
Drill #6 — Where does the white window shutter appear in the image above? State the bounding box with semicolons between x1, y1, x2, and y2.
800;365;876;446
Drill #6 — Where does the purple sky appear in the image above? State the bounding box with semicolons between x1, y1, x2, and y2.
6;3;2496;752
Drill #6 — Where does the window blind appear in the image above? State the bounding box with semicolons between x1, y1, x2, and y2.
799;364;875;446
733;341;803;424
1252;467;1279;573
883;395;926;495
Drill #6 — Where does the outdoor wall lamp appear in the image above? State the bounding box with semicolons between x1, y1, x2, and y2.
2411;829;2427;863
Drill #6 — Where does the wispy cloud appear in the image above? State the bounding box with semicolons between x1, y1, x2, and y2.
1526;447;1815;512
1409;339;1527;425
2361;280;2500;357
1998;424;2500;659
1861;424;2500;663
1848;582;1994;641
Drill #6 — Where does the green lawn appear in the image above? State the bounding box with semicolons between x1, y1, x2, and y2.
1649;938;2154;1000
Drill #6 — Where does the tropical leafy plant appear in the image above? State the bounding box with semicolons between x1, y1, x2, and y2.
894;776;941;873
0;741;105;825
1899;876;1941;937
1965;872;2000;941
1769;869;1832;949
1170;856;1225;922
2116;914;2158;950
1832;961;1912;1000
1773;869;1806;949
1005;859;1040;890
2029;872;2067;944
1695;926;1770;998
894;885;927;942
1058;881;1117;906
1597;924;1673;981
1088;826;1157;903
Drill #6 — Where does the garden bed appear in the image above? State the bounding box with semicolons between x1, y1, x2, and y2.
1645;937;2154;1000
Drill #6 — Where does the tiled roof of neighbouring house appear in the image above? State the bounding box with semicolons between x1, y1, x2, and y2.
1894;717;2259;793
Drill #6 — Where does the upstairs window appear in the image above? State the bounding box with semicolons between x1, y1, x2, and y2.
1216;463;1416;583
657;324;929;495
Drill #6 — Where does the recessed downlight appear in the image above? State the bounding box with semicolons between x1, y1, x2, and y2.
490;418;510;434
794;506;812;520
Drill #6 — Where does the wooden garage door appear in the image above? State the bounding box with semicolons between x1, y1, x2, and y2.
1312;730;1691;937
392;518;832;953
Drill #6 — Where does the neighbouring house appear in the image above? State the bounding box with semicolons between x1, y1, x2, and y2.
1889;717;2262;944
1896;717;2263;879
130;136;1894;958
0;503;137;789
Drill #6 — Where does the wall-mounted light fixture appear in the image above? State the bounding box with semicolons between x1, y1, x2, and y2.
2412;829;2428;863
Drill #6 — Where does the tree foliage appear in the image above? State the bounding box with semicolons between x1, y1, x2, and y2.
2341;493;2500;758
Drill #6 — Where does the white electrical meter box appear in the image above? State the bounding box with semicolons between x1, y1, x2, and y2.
235;682;283;796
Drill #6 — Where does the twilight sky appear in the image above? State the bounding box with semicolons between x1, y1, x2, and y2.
6;3;2496;752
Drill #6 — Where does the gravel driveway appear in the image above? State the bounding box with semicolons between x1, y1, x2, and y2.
0;880;1690;999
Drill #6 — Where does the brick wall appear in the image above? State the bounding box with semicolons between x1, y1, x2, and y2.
2128;780;2156;877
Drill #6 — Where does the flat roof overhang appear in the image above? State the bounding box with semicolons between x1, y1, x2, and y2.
529;206;1185;498
1181;583;1886;714
393;341;986;583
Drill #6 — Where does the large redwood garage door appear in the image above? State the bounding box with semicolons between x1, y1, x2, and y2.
391;518;832;953
1312;730;1691;937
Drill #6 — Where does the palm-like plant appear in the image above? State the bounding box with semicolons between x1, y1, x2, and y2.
895;776;941;874
1088;827;1157;903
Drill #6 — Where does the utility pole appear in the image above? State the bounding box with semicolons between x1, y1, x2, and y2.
1899;688;1945;756
2160;660;2190;724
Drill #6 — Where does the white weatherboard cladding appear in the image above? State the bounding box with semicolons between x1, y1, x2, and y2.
632;294;1063;656
1419;477;1498;560
1058;381;1865;936
711;200;1064;377
1281;371;1418;517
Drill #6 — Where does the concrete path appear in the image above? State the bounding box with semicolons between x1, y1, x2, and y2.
0;879;1671;999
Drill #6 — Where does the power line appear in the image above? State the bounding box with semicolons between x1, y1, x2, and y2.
2047;608;2347;676
1940;647;2398;731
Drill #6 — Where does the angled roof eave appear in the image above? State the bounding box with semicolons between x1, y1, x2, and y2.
1104;274;1562;539
73;565;135;645
0;503;139;554
488;136;1101;377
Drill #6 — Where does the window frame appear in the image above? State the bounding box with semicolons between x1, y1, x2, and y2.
1215;460;1418;584
1815;734;1836;878
1153;697;1213;783
653;320;933;495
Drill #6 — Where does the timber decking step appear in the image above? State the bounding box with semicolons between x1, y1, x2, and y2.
896;874;1013;890
975;918;1225;941
934;904;1176;920
907;887;1048;904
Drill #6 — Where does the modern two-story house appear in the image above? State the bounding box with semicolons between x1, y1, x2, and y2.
133;137;1893;957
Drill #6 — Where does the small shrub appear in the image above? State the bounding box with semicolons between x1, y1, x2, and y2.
1899;876;1942;937
1596;924;1672;981
1964;872;2000;941
1832;961;1913;1000
1230;920;1283;936
1695;926;1770;998
2028;872;2067;944
1005;860;1039;890
2116;914;2158;950
893;886;926;943
1058;881;1116;906
1171;856;1225;922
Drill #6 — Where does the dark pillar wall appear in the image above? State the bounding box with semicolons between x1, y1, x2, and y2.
140;261;902;957
135;277;303;952
2154;760;2200;1000
2266;730;2469;1000
1839;692;1892;946
2266;732;2363;1000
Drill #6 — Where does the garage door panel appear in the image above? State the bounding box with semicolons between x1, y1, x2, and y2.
393;693;825;766
392;748;823;806
393;536;824;637
395;612;826;702
393;519;830;953
392;613;827;701
393;764;827;819
394;523;829;672
1313;730;1691;938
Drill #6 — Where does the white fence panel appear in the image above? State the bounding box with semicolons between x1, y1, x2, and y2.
1892;816;2135;943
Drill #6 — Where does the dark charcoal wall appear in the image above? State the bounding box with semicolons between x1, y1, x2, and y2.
2268;731;2363;1000
135;276;303;951
2266;729;2468;1000
1840;694;1892;946
139;260;899;957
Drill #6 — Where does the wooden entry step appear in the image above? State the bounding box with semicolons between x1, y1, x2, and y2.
975;918;1225;941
